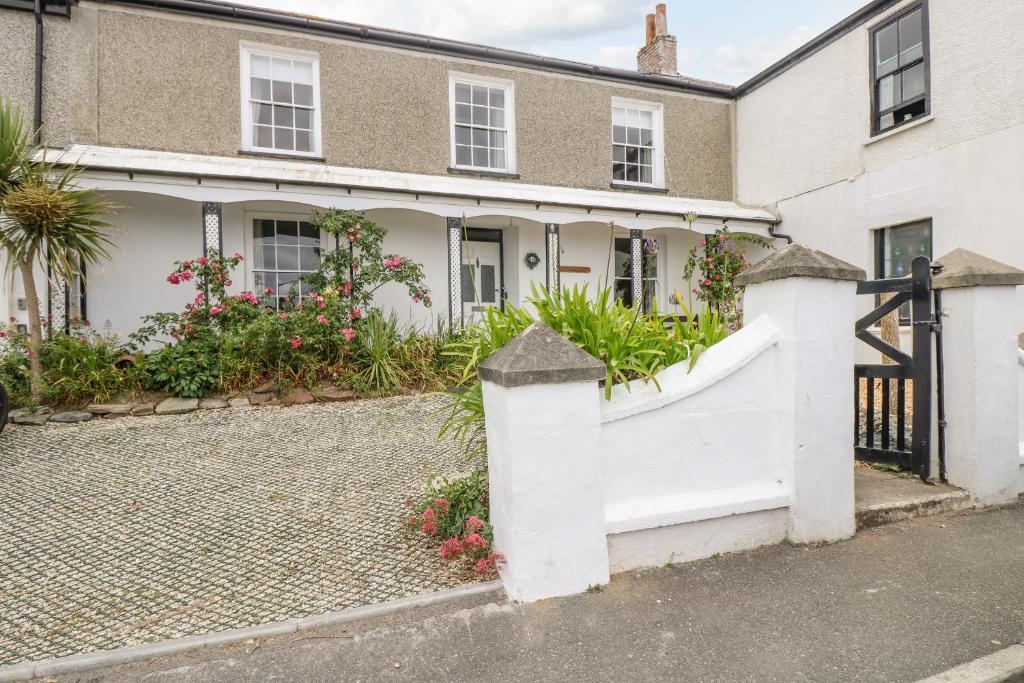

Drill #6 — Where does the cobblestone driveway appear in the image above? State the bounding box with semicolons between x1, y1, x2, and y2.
0;395;468;666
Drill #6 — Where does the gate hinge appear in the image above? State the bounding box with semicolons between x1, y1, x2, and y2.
930;321;942;333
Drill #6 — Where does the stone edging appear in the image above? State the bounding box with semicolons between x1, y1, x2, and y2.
7;385;356;427
0;581;503;682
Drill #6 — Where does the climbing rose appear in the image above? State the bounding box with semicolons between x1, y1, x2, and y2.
290;336;303;349
210;305;224;316
349;308;362;321
166;273;181;285
198;256;208;266
264;287;275;295
234;252;244;260
343;327;356;341
278;312;288;321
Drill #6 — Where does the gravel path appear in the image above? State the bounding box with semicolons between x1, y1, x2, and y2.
0;395;469;666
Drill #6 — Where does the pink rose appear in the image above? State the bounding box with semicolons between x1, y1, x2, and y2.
210;305;224;316
278;312;288;321
198;257;208;266
166;274;181;285
349;308;361;321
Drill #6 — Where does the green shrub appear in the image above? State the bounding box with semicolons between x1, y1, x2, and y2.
39;329;137;405
439;284;730;460
143;329;221;398
0;326;31;408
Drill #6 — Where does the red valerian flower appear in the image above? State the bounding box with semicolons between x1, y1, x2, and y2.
422;507;435;521
463;533;488;551
465;516;484;533
290;336;303;349
421;521;437;537
316;314;329;326
440;537;463;561
342;327;356;341
434;498;448;514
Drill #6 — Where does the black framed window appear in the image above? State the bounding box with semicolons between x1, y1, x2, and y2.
874;219;932;323
871;2;929;135
612;237;658;312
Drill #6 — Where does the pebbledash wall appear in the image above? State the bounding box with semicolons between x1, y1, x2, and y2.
734;0;1024;350
1;1;734;200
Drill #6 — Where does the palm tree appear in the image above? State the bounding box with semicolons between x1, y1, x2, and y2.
0;98;118;400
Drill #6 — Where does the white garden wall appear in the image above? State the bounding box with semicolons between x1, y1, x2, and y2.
1018;348;1024;495
600;315;789;572
480;245;862;603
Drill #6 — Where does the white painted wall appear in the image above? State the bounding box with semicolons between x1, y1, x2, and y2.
482;269;858;601
1018;348;1024;495
736;0;1024;335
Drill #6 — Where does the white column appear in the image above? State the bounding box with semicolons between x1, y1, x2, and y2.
933;248;1024;506
202;202;223;256
479;323;608;602
739;244;863;544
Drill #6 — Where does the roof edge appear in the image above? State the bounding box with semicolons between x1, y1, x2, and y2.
100;0;734;98
734;0;906;97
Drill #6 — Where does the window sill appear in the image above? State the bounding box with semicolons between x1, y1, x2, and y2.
609;182;669;194
864;114;935;146
447;167;520;180
238;149;326;162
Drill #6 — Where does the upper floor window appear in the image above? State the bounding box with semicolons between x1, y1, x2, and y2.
871;3;929;136
240;44;321;157
448;72;516;174
612;98;664;187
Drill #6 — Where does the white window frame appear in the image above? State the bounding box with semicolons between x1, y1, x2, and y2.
611;96;665;189
239;42;323;158
244;211;329;307
448;71;517;174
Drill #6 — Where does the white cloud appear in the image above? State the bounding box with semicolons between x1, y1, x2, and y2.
710;25;819;82
240;0;645;49
593;45;637;70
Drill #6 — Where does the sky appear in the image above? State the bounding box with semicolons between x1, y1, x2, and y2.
235;0;870;85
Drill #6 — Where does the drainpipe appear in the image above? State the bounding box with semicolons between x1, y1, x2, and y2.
768;222;793;244
33;0;44;142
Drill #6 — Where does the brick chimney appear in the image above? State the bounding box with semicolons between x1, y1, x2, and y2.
637;4;678;76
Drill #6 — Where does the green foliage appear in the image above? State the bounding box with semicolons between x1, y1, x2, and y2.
684;226;771;321
304;209;431;311
39;327;138;405
0;325;31;408
352;310;407;396
142;329;221;398
438;284;731;460
413;469;491;542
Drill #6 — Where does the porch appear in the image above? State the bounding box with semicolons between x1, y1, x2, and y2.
5;145;777;336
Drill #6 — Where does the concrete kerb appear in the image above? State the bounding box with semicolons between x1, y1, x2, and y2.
916;644;1024;683
0;581;503;682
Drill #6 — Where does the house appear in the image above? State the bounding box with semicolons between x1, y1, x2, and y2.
0;0;1021;343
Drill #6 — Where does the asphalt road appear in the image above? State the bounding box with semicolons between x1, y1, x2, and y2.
73;500;1024;682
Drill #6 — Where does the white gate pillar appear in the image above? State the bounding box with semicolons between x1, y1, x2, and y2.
479;323;608;602
738;244;865;544
932;248;1024;506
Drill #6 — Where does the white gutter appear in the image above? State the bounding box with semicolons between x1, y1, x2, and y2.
41;145;778;225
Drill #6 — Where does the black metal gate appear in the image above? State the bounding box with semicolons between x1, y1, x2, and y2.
854;256;934;480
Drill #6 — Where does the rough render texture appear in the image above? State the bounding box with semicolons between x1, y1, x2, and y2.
735;243;866;287
0;11;70;144
0;5;734;201
932;248;1024;290
478;323;605;388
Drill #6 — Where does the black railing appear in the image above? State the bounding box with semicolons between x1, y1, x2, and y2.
854;256;933;480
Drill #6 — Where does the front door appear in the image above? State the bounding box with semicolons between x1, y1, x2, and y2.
461;237;503;322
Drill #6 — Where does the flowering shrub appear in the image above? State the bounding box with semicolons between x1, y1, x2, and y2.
303;210;431;314
683;226;770;322
404;469;505;579
129;210;441;398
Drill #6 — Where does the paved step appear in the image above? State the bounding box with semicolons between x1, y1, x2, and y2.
854;467;973;529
